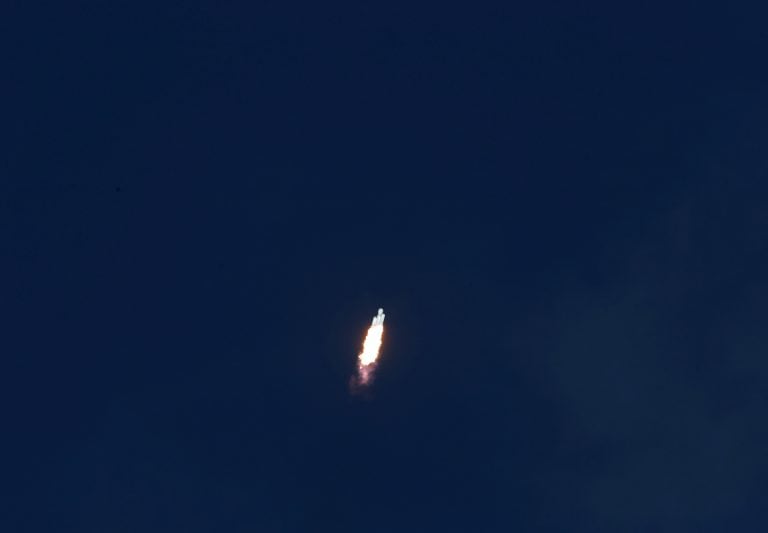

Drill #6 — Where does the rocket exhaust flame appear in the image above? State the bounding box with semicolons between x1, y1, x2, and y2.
353;308;385;388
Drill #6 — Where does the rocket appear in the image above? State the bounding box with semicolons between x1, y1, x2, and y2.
353;308;386;387
371;308;385;326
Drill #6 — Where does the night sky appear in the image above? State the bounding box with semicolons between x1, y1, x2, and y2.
6;2;768;532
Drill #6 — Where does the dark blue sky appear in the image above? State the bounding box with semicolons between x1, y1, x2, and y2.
6;2;768;532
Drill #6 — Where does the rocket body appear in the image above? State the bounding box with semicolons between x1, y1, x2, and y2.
371;308;385;326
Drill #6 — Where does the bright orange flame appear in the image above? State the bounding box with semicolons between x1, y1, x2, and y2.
357;323;383;384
